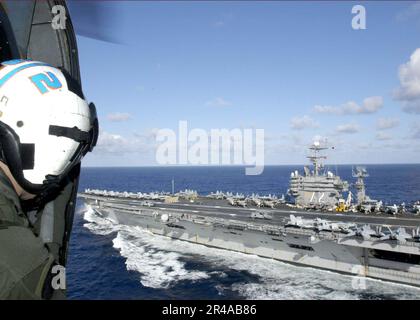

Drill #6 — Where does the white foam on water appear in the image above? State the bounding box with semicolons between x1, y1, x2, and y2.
80;205;420;299
112;228;210;289
79;205;209;288
82;204;117;236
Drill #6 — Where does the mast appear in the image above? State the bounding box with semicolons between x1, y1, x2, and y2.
171;177;175;195
352;166;369;204
307;141;327;176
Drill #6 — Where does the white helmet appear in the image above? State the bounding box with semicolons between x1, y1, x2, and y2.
0;59;98;195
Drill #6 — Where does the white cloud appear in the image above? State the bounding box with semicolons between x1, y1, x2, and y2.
314;96;383;115
354;142;376;151
95;131;129;154
313;105;338;114
376;117;400;130
95;131;155;155
396;2;420;21
335;123;360;134
394;48;420;114
362;96;384;113
290;115;319;130
411;122;420;139
382;142;410;150
107;112;132;122
376;131;392;141
205;97;232;107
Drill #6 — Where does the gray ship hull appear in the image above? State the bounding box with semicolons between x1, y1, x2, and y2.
80;194;420;288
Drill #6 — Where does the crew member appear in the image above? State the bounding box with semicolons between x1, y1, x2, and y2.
0;59;98;299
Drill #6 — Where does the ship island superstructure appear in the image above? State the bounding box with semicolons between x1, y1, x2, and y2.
79;142;420;288
289;141;349;209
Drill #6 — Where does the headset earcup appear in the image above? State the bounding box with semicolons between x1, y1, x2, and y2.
0;122;45;194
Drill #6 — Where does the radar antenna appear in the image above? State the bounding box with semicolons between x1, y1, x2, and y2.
307;141;327;176
352;166;369;204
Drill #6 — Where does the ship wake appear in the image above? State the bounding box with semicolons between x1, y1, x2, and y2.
82;204;210;289
80;204;420;299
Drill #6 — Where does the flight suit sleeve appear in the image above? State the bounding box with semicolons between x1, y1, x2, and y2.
0;193;54;300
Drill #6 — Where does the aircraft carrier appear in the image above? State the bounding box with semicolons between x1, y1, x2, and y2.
78;143;420;288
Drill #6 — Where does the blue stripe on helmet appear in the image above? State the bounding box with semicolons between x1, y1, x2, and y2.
0;62;51;88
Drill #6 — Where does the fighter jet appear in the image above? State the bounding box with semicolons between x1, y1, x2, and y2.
140;201;154;207
384;204;397;215
251;211;273;220
227;197;236;206
412;201;420;215
236;200;247;208
286;215;315;229
380;226;412;244
262;200;276;208
345;224;379;240
248;196;263;207
313;218;355;233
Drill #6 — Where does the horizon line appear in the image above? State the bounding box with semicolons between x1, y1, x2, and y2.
81;162;420;169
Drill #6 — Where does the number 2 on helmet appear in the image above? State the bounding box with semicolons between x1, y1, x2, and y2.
30;72;62;94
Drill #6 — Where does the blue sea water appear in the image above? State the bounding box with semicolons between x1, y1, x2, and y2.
67;165;420;300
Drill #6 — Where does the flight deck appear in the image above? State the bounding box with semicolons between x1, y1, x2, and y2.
79;193;420;229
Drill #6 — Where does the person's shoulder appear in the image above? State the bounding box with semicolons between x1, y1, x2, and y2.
0;177;27;227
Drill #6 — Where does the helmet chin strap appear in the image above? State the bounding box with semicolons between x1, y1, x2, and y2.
0;161;70;213
0;161;36;200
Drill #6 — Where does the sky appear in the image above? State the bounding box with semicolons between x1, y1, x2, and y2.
69;1;420;167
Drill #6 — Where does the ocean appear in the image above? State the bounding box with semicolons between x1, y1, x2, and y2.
67;165;420;299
